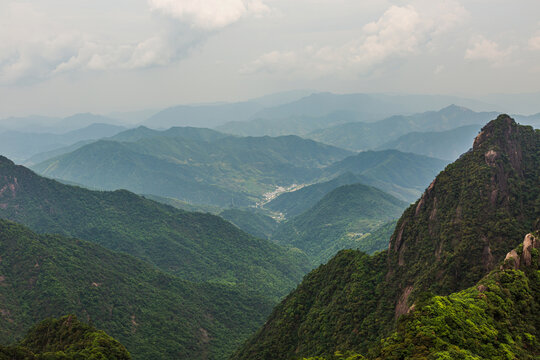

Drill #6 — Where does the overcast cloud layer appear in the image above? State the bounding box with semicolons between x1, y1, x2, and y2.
1;0;539;116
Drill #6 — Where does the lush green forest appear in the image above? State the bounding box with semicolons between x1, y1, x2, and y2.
273;183;407;263
0;157;311;298
0;219;274;359
235;116;540;359
302;231;540;360
0;315;131;359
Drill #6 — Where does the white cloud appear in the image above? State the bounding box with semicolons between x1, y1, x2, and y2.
529;36;540;51
464;35;514;66
0;0;270;84
242;0;468;76
148;0;269;30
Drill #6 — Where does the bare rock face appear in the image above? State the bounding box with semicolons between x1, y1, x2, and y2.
503;233;538;270
522;233;538;267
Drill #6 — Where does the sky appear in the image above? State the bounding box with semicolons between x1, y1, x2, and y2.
1;0;539;117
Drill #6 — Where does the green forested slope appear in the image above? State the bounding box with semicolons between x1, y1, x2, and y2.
0;315;131;359
0;157;310;298
302;232;540;360
234;116;540;359
273;183;407;263
0;219;273;359
32;134;352;207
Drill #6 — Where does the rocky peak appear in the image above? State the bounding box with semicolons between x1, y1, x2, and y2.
502;233;539;270
473;115;521;154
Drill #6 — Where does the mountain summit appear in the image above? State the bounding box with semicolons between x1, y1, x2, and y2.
234;116;540;359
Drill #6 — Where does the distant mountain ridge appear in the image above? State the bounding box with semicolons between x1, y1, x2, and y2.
31;134;353;207
376;124;482;160
307;105;497;150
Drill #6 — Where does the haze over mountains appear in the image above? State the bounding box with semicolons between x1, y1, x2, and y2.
0;90;539;359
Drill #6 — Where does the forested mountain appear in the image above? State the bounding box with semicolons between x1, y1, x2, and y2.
0;315;131;359
308;105;496;151
32;135;352;207
376;124;482;160
0;219;273;359
0;157;310;298
324;150;448;202
234;116;540;359
273;183;407;263
265;172;363;218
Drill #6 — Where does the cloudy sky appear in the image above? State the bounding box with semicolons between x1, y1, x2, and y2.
1;0;539;117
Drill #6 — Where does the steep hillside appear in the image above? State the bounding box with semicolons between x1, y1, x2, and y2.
273;183;407;263
0;157;310;298
372;232;540;360
234;115;540;359
376;124;482;160
308;105;496;151
0;315;131;359
302;232;540;359
324;150;448;202
266;173;363;218
0;219;273;359
32;135;352;207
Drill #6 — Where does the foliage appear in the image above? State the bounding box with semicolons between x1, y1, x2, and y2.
233;250;389;360
0;219;273;359
372;231;540;359
273;183;407;264
0;315;131;359
0;158;311;299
